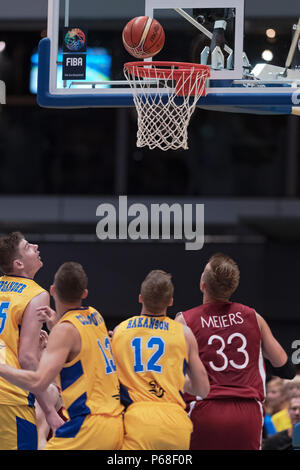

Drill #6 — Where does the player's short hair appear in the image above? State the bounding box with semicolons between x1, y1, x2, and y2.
0;231;24;274
204;253;240;300
54;261;88;303
140;270;174;314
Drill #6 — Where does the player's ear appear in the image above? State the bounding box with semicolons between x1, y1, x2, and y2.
168;297;174;307
82;289;88;300
138;294;143;304
49;284;55;297
13;258;24;271
200;271;206;293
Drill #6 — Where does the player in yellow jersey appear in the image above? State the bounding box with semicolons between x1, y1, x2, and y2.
0;261;124;450
111;270;210;450
0;232;64;450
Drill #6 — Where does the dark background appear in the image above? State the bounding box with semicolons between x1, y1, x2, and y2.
31;240;299;354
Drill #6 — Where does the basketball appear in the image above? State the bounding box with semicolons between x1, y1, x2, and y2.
122;16;165;59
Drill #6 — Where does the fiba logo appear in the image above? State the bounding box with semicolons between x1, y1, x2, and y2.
64;28;86;52
66;57;84;66
62;26;87;79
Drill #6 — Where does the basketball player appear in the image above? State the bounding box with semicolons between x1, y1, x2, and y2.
0;231;64;450
176;253;296;450
111;270;210;450
35;329;68;450
0;261;124;450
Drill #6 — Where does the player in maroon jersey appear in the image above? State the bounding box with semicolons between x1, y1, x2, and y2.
176;253;296;450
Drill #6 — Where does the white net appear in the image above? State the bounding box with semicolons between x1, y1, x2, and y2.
124;62;210;151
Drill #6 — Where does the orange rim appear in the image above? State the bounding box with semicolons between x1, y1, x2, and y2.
124;61;210;80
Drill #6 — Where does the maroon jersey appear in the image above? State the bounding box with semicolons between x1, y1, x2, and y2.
182;302;266;402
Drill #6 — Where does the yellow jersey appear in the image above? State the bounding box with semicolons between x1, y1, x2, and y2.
57;307;124;420
272;408;291;432
112;315;188;409
0;274;45;406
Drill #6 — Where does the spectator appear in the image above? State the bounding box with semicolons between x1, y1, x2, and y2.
262;396;300;450
264;377;289;436
271;376;300;435
284;375;300;400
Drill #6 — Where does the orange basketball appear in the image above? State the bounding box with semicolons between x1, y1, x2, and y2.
122;16;165;59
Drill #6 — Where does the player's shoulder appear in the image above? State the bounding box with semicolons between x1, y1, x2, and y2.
24;288;49;311
23;277;46;292
50;318;79;344
180;304;203;316
230;301;256;313
114;315;139;332
31;278;45;288
87;306;105;322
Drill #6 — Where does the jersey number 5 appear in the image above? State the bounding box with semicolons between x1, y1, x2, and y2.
131;337;165;373
0;302;9;334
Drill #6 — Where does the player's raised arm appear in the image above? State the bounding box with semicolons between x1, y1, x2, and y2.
183;325;210;398
18;291;50;370
256;312;296;379
0;321;77;393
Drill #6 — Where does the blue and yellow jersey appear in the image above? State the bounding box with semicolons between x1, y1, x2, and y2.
57;307;124;420
112;315;188;409
0;275;45;406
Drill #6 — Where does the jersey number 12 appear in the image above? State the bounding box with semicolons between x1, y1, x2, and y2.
131;336;165;373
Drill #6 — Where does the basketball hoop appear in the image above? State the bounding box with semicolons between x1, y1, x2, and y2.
124;61;210;151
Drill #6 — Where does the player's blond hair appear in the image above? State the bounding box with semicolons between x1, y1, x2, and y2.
140;270;174;314
204;253;240;300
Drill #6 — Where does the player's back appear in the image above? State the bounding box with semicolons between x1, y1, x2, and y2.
57;307;124;418
0;275;45;406
112;315;188;408
182;301;265;402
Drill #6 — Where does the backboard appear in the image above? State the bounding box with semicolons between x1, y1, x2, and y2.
37;0;300;115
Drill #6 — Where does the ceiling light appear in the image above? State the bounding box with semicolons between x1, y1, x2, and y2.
266;28;276;39
262;49;273;62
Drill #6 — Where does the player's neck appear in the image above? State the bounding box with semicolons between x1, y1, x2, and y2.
57;301;83;318
202;292;230;304
140;306;167;317
6;269;35;280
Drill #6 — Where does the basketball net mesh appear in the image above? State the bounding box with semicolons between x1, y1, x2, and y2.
124;63;210;151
